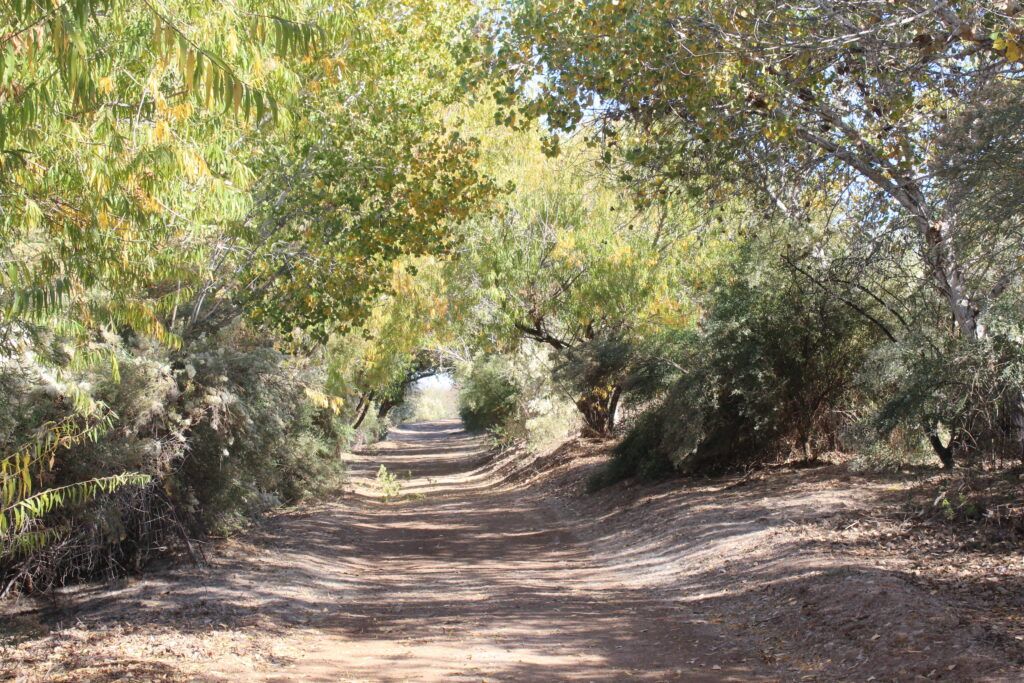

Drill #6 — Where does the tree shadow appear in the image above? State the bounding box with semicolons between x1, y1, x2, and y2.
6;423;1023;681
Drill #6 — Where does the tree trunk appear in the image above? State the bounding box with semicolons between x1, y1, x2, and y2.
801;434;814;462
352;392;373;429
1013;391;1024;463
918;218;983;341
607;385;622;430
924;423;956;470
796;118;985;341
377;398;396;421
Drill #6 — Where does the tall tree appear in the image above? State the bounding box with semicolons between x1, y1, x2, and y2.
495;0;1024;458
237;0;494;337
452;123;700;435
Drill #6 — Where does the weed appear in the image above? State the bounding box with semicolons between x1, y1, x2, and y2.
376;465;403;502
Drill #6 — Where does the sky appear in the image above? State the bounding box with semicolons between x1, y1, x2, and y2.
416;373;455;390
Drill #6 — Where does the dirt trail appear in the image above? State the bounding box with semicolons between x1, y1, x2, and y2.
228;420;769;681
3;421;769;681
5;420;1023;681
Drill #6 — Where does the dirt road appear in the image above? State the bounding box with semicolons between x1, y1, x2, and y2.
3;421;768;681
225;420;769;681
5;420;1022;681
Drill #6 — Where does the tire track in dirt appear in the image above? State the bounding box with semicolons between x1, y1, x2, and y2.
241;420;770;681
3;421;773;681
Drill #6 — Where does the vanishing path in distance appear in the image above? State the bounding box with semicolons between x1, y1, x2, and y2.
207;420;766;681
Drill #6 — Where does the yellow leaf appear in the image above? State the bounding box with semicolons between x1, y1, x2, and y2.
1006;39;1022;62
152;119;171;144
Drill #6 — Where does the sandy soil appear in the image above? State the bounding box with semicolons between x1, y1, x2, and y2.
532;442;1024;682
3;421;1023;681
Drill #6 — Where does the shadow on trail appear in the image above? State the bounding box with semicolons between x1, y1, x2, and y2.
26;421;765;681
19;420;1014;681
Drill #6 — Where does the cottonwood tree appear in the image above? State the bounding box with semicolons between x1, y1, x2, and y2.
496;0;1024;461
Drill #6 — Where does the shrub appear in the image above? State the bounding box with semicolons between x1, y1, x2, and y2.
154;325;351;535
393;381;460;423
1;321;355;592
594;266;879;487
869;331;1024;469
458;356;520;433
376;465;403;502
587;409;677;491
456;350;580;447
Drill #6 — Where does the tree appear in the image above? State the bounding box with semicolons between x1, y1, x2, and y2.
0;0;492;571
450;122;700;435
496;0;1024;461
236;0;494;337
0;0;323;566
325;256;456;430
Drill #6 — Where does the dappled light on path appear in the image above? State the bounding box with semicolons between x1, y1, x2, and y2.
7;421;1022;681
229;420;766;681
10;420;766;681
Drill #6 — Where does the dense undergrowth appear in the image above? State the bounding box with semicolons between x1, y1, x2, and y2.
0;321;387;595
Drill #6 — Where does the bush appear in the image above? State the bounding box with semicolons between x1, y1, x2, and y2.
458;356;520;433
869;330;1024;469
1;321;356;592
594;265;879;487
456;350;580;447
169;328;349;534
393;381;460;423
587;409;677;490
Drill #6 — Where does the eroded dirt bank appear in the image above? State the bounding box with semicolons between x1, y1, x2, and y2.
3;421;1023;681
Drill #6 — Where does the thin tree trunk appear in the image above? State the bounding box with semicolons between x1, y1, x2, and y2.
924;423;956;470
377;398;396;421
607;385;622;433
918;217;982;340
352;392;373;429
801;434;814;462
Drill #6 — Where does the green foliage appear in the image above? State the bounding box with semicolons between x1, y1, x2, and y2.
0;0;494;592
448;119;703;434
870;333;1024;468
0;0;332;574
458;356;520;434
324;256;459;423
376;465;403;503
394;382;460;424
0;318;362;590
5;0;1024;595
0;0;324;354
238;1;494;335
595;240;881;485
169;326;351;534
0;378;148;569
456;348;579;448
496;0;1024;467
